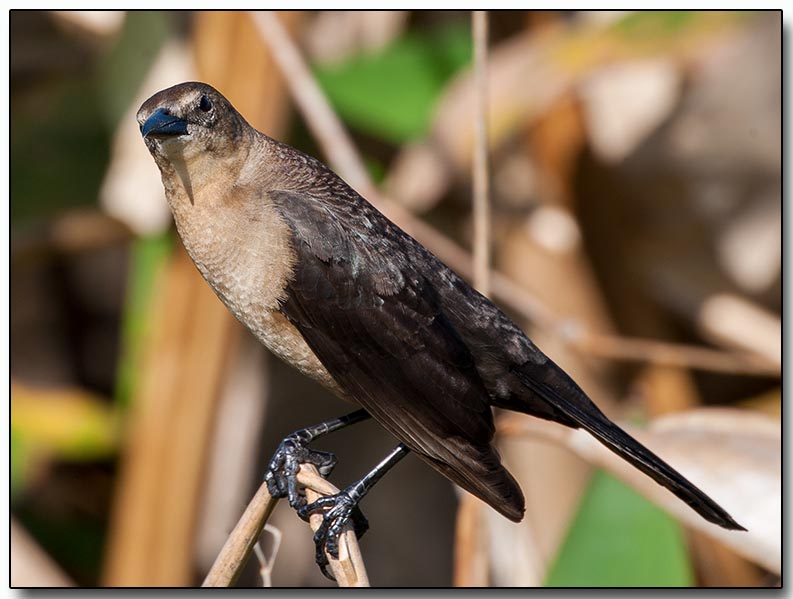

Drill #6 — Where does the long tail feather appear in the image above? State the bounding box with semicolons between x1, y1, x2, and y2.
512;365;746;531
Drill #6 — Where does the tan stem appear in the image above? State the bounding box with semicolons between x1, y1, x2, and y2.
297;465;370;587
202;482;278;587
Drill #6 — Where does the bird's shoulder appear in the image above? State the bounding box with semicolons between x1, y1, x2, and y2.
261;140;547;366
263;150;422;295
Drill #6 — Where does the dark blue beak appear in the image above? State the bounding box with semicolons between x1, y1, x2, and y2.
141;108;189;138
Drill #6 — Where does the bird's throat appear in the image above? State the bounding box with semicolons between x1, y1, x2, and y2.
170;156;195;205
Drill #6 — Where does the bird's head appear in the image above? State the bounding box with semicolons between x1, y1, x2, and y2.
137;81;248;164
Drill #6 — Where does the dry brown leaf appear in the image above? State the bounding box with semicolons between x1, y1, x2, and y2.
433;12;741;171
697;294;781;367
500;407;780;574
387;12;744;213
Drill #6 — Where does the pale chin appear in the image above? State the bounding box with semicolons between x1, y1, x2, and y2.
157;134;194;154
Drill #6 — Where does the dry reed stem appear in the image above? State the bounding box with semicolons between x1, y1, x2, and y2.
575;331;778;376
297;465;370;587
251;11;374;197
454;11;492;587
249;11;776;378
102;246;237;586
202;482;278;587
472;10;491;296
202;465;369;587
453;493;490;586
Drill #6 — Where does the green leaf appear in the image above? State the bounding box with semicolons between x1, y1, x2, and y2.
544;470;693;587
114;233;173;409
313;21;472;144
97;11;172;128
11;426;32;497
612;10;696;37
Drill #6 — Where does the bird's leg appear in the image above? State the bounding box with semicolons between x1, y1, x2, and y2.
265;409;370;509
299;443;410;578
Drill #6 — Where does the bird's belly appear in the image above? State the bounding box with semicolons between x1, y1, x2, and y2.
246;308;345;397
169;193;347;399
201;266;345;397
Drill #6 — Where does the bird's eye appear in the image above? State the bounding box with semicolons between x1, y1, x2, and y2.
198;95;213;112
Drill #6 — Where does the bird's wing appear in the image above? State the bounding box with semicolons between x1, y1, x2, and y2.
270;189;524;521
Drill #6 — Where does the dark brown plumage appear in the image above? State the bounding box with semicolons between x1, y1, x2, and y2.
138;82;744;539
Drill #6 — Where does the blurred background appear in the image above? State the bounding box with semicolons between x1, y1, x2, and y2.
9;10;781;587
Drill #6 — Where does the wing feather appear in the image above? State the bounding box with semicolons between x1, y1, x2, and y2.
271;189;524;521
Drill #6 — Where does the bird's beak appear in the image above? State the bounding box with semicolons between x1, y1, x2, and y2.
141;108;189;139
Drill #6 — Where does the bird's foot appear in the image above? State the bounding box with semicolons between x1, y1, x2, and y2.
264;433;338;509
298;491;369;579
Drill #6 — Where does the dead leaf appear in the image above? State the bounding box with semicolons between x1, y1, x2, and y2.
499;407;780;574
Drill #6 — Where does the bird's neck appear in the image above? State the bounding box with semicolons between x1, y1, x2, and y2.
157;140;242;205
158;137;297;317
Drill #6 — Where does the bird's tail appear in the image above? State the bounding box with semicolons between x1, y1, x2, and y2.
510;364;746;532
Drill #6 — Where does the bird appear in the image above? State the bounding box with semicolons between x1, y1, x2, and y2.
137;81;744;575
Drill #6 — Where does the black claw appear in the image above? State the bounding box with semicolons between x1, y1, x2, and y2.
266;422;400;580
297;496;334;520
299;490;369;574
264;474;278;497
316;546;334;581
265;435;339;509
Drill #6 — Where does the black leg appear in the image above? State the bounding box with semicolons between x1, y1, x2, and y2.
265;409;371;508
299;443;410;578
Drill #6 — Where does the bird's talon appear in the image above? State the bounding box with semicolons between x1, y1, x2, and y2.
298;495;334;520
296;501;318;522
325;534;340;559
305;491;367;571
316;548;334;581
265;435;339;507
